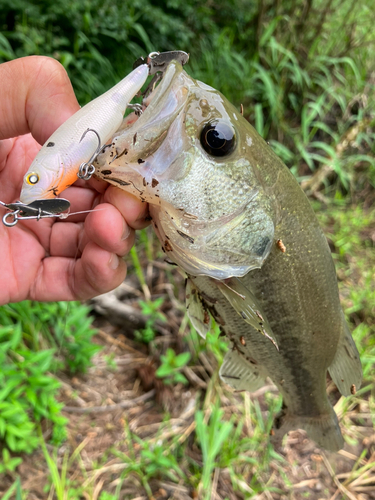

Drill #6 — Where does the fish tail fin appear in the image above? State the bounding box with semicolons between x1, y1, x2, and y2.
272;407;344;452
328;315;362;397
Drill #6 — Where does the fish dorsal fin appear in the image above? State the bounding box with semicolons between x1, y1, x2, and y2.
185;278;212;339
328;316;362;396
219;349;265;392
216;277;278;349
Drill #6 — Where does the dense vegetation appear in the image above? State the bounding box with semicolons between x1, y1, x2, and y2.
1;0;374;191
0;0;374;498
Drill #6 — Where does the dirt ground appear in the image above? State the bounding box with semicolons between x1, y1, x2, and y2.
3;313;374;500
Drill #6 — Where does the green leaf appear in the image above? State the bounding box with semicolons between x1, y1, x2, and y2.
175;352;191;367
9;324;22;350
155;365;173;377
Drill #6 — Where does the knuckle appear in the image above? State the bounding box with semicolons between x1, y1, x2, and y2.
29;56;71;93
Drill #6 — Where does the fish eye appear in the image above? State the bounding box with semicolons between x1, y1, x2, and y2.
200;120;236;157
26;173;39;185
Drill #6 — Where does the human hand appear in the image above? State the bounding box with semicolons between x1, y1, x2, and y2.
0;56;149;305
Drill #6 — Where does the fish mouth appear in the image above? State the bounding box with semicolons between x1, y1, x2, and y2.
96;61;189;169
134;60;187;133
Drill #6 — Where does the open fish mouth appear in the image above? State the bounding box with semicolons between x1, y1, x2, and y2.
95;60;190;183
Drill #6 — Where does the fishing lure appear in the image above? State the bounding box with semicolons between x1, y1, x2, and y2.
0;51;189;227
19;64;149;205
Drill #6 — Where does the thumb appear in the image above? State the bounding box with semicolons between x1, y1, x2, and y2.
0;56;80;145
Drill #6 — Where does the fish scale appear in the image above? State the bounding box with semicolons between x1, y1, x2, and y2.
190;267;344;449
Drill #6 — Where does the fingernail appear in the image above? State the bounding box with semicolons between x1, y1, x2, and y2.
108;253;120;270
122;221;130;240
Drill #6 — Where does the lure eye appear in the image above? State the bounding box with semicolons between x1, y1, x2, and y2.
26;173;39;185
200;120;236;157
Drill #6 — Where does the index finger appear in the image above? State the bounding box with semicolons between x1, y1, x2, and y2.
0;56;80;145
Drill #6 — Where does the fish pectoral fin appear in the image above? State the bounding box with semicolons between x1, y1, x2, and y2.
185;278;212;339
328;315;362;396
219;349;265;392
216;277;278;349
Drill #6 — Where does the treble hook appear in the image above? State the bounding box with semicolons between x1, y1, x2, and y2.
77;128;104;180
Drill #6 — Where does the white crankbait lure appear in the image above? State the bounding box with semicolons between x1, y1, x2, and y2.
19;64;149;205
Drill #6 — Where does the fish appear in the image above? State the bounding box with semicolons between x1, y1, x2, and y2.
19;64;149;205
93;59;362;451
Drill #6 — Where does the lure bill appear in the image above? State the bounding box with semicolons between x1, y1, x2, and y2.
0;199;70;226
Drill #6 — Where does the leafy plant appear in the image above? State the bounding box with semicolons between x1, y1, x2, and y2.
0;449;23;474
104;353;118;371
40;429;88;500
2;477;23;500
0;301;101;373
134;297;166;344
0;324;65;454
99;493;117;500
112;420;186;498
156;348;191;385
205;322;228;364
1;0;374;193
0;301;99;459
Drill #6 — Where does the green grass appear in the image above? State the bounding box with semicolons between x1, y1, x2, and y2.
0;301;99;464
1;0;374;193
316;201;375;385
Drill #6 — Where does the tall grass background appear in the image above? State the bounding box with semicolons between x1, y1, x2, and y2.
1;0;374;191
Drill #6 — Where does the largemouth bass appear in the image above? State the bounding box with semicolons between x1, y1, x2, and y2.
96;60;362;451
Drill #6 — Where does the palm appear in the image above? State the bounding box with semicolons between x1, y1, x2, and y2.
0;133;147;304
